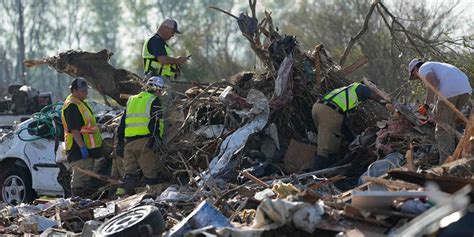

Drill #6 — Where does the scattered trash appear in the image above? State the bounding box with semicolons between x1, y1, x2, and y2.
81;220;102;237
0;2;472;237
18;215;56;233
351;190;427;210
252;198;324;233
156;187;193;202
168;200;233;237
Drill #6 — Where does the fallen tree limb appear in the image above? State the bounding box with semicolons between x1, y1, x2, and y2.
388;170;474;194
75;166;123;185
405;143;416;172
341;56;368;76
242;170;270;188
25;49;143;106
449;110;474;162
418;75;468;124
267;164;352;185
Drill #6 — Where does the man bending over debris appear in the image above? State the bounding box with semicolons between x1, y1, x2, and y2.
311;82;393;171
61;78;103;197
143;18;188;81
408;59;472;164
116;76;166;195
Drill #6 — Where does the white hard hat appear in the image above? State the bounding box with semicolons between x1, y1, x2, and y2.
408;59;422;80
146;76;165;89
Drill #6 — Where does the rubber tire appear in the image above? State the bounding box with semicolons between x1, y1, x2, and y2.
96;205;165;237
0;164;37;205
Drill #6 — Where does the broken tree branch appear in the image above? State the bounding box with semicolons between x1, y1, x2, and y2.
339;0;379;66
268;164;352;185
449;110;474;162
242;170;270;188
75;167;123;185
208;6;238;20
341;56;368;76
417;75;469;124
405;143;415;172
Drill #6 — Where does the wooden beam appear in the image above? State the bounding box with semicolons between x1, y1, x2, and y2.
362;77;391;102
242;170;269;188
449;110;474;162
362;176;421;190
312;44;323;87
75;167;123;185
417;75;468;124
405;143;415;172
341;56;368;76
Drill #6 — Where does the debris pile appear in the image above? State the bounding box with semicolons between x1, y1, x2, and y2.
1;1;472;236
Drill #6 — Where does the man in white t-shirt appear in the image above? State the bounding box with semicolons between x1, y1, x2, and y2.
408;59;472;163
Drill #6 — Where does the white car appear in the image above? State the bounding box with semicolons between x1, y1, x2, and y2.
0;103;118;205
0;116;64;204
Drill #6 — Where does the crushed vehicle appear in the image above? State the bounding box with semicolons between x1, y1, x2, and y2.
0;102;119;205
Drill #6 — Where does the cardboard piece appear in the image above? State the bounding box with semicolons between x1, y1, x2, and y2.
283;139;316;173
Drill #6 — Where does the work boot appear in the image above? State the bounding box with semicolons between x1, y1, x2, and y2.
122;174;139;195
312;155;335;171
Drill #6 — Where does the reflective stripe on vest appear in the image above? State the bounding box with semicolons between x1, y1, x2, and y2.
61;95;102;150
323;83;361;112
142;36;177;78
125;91;165;138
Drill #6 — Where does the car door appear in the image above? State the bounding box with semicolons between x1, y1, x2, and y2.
24;138;63;195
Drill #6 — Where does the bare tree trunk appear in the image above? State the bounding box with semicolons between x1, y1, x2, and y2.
16;0;26;85
56;73;63;100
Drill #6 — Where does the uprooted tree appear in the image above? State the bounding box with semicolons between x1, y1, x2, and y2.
24;49;143;106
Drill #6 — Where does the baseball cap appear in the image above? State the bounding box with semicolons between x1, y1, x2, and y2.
161;19;181;34
147;76;165;89
69;77;90;90
408;59;421;80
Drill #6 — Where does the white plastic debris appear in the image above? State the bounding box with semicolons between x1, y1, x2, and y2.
157;187;193;202
208;89;269;178
292;201;325;233
194;124;226;139
19;215;57;232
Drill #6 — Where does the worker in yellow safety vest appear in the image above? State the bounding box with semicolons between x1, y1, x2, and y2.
116;76;166;195
143;18;188;81
311;82;394;171
61;78;103;197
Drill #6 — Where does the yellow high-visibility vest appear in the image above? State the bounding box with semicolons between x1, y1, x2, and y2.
142;36;177;78
323;83;361;112
125;91;164;138
61;95;102;150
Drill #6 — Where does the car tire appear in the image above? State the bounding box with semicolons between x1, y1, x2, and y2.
96;205;165;237
0;164;37;205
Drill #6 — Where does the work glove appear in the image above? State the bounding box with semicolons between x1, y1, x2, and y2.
418;104;429;116
80;146;89;160
385;103;395;113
